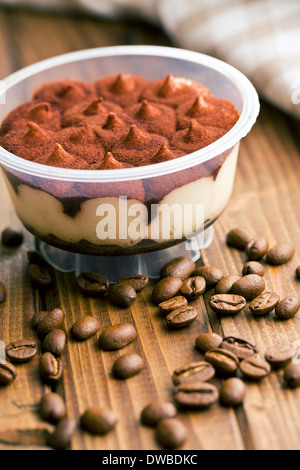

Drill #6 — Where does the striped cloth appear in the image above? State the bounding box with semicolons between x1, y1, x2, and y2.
1;0;299;118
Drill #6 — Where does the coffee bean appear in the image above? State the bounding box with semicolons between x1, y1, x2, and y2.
215;275;240;295
204;349;239;376
166;306;198;329
283;363;300;389
110;283;137;307
76;272;109;296
37;308;65;338
195;332;223;353
39;393;66;423
246;237;269;261
98;323;137;351
226;228;254;250
27;250;47;267
81;408;118;435
39;352;63;384
152;277;183;305
172;361;215;385
42;330;66;356
249;291;280;316
1;227;23;247
221;337;257;360
71;316;100;341
275;297;300;320
141;402;177;427
28;264;52;288
155;418;187;449
112;353;144;380
160;257;196;280
158;296;188;315
47;418;76;450
180;276;206;300
296;266;300;280
242;262;265;277
6;340;37;364
0;281;7;303
265;344;294;369
239;354;271;381
0;361;17;386
231;274;265;300
118;275;149;292
192;266;224;288
209;294;246;315
31;310;49;330
266;243;295;265
174;382;219;410
220;378;246;407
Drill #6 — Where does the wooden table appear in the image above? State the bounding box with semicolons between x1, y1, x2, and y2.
0;7;300;451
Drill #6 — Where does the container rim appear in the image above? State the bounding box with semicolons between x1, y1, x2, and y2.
0;45;260;182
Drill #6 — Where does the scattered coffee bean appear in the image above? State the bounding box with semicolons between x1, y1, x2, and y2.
27;250;47;267
47;418;76;450
174;382;219;410
110;283;137;307
6;340;37;364
221;337;257;360
0;281;7;303
112;353;144;380
160;257;196;280
209;294;246;315
239;354;271;381
152;277;183;305
242;261;265;277
118;275;149;292
98;323;137;351
28;264;52;288
172;361;215;385
42;329;66;356
296;266;300;280
141;402;177;427
195;332;223;353
71;316;100;341
192;266;224;288
204;349;239;376
39;393;66;423
31;310;49;331
155;418;187;449
39;352;63;384
275;297;300;320
158;296;188;315
231;274;266;300
226;228;254;250
37;308;65;338
0;361;17;386
220;378;246;407
76;272;109;296
265;344;294;369
166;306;198;329
283;363;300;389
215;275;240;295
245;237;269;261
266;243;295;265
81;408;118;435
1;227;23;247
250;291;280;316
180;276;206;300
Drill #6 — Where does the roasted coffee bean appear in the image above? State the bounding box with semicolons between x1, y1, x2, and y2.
28;264;52;288
160;257;196;280
81;408;118;435
226;228;254;250
195;332;223;353
27;250;47;267
192;266;224;288
158;296;188;315
215;275;240;295
112;353;144;380
141;402;177;427
76;272;109;296
118;275;149;292
250;291;280;316
242;262;265;277
98;323;137;351
0;281;7;303
37;308;65;338
155;418;187;449
246;237;269;261
204;349;239;376
296;266;300;280
0;361;17;386
231;274;265;300
174;382;219;410
31;310;49;330
180;276;206;300
71;316;100;341
47;418;76;450
265;344;294;369
209;294;246;315
39;393;66;423
240;354;271;381
39;352;63;384
1;227;24;247
6;340;37;364
275;297;300;320
283;363;300;389
110;283;137;307
266;243;295;265
172;361;215;385
152;277;183;305
220;378;246;407
166;306;198;329
42;330;66;356
221;337;256;360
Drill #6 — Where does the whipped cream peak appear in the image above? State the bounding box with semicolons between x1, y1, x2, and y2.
103;112;126;131
187;96;208;117
100;152;129;170
69;124;96;144
136;100;160;121
24;122;50;143
28;102;52;122
158;74;178;98
151;143;176;164
111;73;135;94
83;98;104;116
123;124;151;147
184;120;208;143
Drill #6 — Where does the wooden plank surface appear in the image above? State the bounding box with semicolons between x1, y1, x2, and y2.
0;7;299;450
